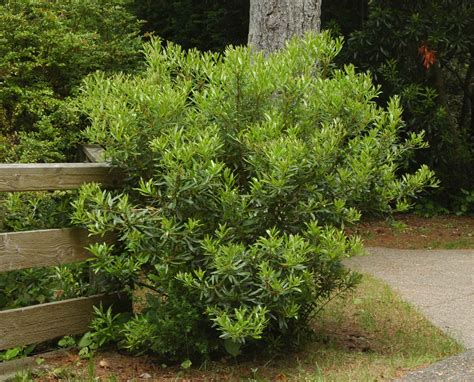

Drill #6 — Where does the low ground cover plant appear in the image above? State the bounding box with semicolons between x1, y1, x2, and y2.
73;32;436;361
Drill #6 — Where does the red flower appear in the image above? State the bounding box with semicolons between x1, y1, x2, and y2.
418;44;437;70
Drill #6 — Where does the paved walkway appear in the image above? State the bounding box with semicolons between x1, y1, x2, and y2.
345;247;474;381
397;350;474;381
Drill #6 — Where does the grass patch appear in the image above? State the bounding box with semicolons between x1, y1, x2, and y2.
427;238;474;250
11;275;463;381
296;274;463;381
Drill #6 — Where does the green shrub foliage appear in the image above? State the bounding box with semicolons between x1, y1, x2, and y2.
0;0;143;312
345;0;474;205
0;0;142;162
73;32;436;360
0;190;110;311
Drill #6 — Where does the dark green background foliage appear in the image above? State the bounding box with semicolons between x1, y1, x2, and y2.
73;33;435;360
344;0;474;209
321;0;368;38
0;0;142;162
132;0;249;52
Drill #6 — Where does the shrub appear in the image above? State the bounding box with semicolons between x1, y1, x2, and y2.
345;0;474;205
73;32;436;360
0;0;143;162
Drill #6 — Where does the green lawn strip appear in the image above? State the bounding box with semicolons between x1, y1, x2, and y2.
426;239;474;250
235;274;463;381
286;275;464;381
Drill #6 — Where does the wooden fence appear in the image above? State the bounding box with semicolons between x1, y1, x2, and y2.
0;145;128;351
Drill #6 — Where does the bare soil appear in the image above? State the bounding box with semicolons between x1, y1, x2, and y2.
30;349;307;381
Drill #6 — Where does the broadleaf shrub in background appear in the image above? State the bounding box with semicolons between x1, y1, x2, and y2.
0;190;111;311
0;0;143;162
73;32;436;360
344;0;474;208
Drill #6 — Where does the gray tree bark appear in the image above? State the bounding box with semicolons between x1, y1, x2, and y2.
248;0;322;53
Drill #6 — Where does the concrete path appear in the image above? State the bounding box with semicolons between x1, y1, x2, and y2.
344;247;474;348
397;350;474;381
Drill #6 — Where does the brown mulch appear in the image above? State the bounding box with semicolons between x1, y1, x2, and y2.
347;214;474;249
34;350;284;381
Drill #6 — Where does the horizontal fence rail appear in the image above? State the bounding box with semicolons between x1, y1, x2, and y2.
0;228;115;272
0;163;123;191
0;293;130;350
82;144;105;163
0;145;130;354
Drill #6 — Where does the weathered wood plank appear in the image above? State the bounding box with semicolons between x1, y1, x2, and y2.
0;349;68;380
0;293;130;350
0;228;114;272
82;144;105;163
0;163;122;191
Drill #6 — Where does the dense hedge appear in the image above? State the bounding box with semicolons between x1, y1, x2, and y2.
131;1;474;211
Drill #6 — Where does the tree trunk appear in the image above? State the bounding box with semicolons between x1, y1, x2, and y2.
248;0;322;53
